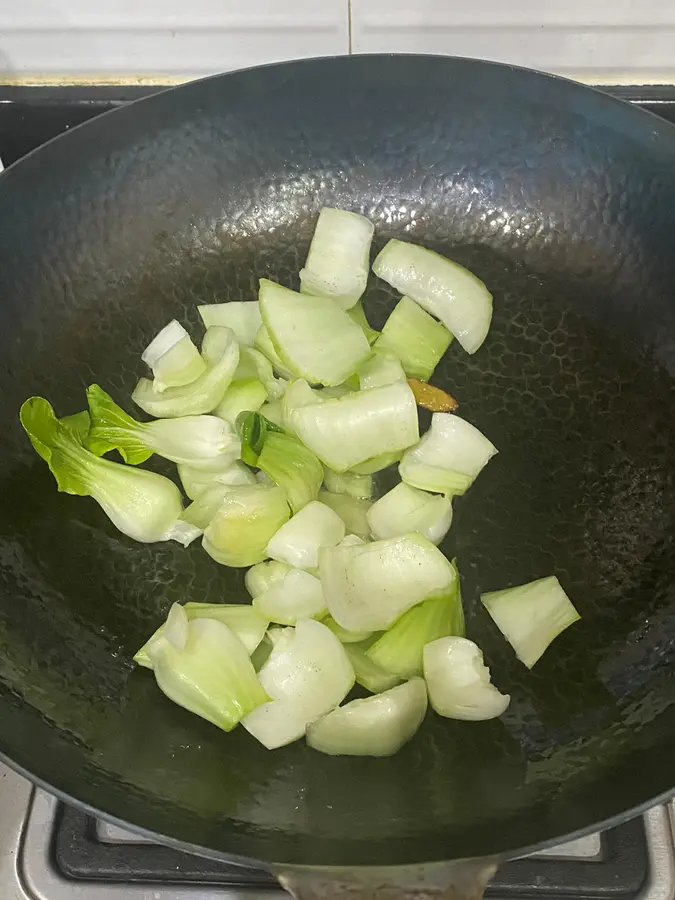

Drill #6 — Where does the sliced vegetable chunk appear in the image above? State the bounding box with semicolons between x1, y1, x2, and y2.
481;576;580;668
266;500;345;569
374;296;452;381
367;482;452;544
203;483;289;567
423;636;510;720
198;301;262;347
142;320;207;391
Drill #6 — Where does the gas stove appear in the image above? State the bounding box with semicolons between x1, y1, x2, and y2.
0;82;674;900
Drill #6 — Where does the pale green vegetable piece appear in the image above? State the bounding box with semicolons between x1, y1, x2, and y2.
345;642;401;694
257;432;323;514
374;296;452;381
245;560;291;598
347;300;380;345
318;490;372;540
20;397;185;545
142;319;207;392
366;585;464;679
243;619;354;749
423;637;510;720
290;381;418;473
198;301;262;346
357;351;406;390
266;500;345;570
373;239;493;355
254;569;327;625
322;616;373;645
481;575;581;669
132;326;239;418
323;467;373;500
254;325;297;380
203;483;290;567
215;378;268;425
367;482;452;545
350;450;403;475
234;347;287;400
87;384;240;468
134;601;269;668
307;678;427;757
177;459;256;501
259;279;370;387
299;208;374;310
181;483;234;529
319;532;457;631
399;412;497;496
258;399;286;430
142;604;268;731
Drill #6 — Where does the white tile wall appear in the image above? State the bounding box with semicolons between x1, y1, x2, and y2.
0;0;349;83
351;0;675;84
1;0;675;85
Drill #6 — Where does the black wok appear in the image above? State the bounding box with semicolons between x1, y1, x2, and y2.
0;54;674;896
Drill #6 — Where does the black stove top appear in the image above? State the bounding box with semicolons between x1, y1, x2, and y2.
1;81;670;896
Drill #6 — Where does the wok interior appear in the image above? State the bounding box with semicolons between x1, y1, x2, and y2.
0;56;674;867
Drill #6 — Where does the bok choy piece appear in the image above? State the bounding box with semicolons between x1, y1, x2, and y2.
132;326;239;418
141;603;268;731
299;208;374;310
134;601;268;667
177;459;256;501
373;240;493;355
243;619;354;749
399;412;497;496
203;483;290;567
307;678;427;757
141;320;207;391
181;483;233;529
87;385;240;468
215;378;268;425
374;296;452;381
323;467;373;500
366;584;464;679
253;569;326;625
256;431;323;514
290;381;419;473
266;500;345;569
481;576;580;668
367;482;452;544
245;559;291;599
198;301;262;347
234;347;287;400
20;397;185;544
423;637;510;720
254;326;297;380
322;616;373;645
318;491;372;540
347;300;380;345
258;279;370;386
319;532;457;631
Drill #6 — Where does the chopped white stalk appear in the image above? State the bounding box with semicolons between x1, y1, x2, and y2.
198;301;262;346
266;500;345;570
345;642;401;694
318;491;372;540
178;460;256;501
244;619;354;748
307;678;428;757
132;326;239;418
374;296;453;381
373;240;493;354
254;569;326;625
323;468;373;500
215;379;268;425
245;560;291;599
319;532;457;631
290;381;419;473
181;483;234;529
234;347;286;400
142;320;207;392
258;279;370;386
367;483;452;545
322;615;373;645
423;637;510;720
299;208;374;310
481;576;581;668
203;484;290;568
399;412;497;496
144;604;268;731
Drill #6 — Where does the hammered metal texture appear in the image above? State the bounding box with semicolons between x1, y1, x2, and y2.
0;56;673;868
